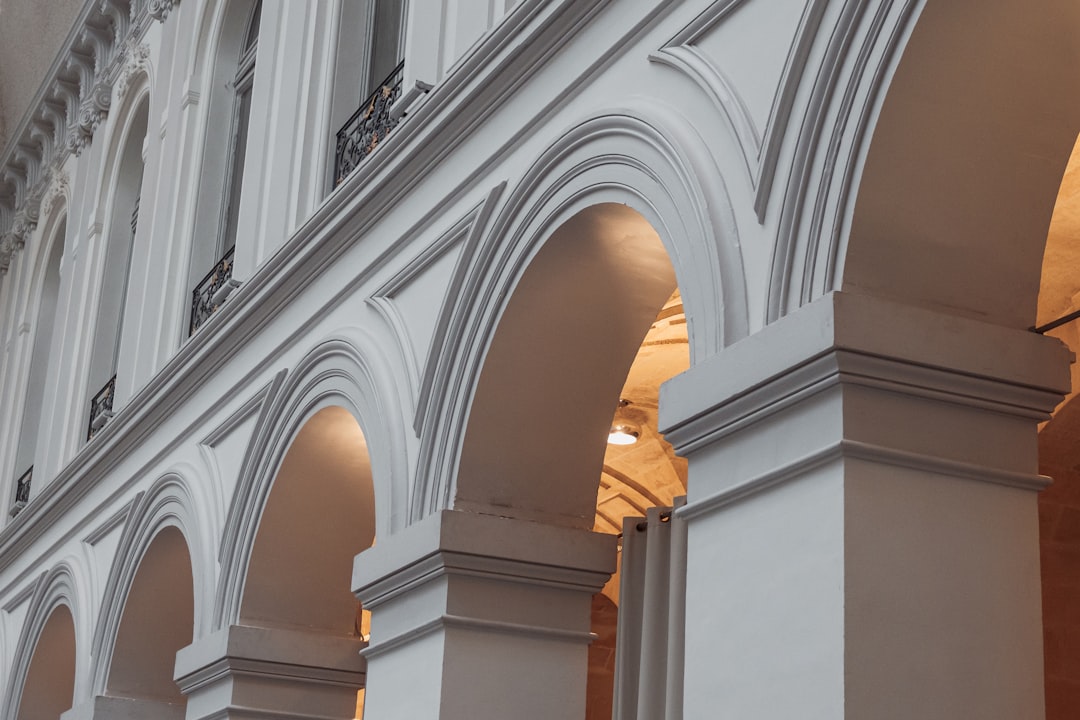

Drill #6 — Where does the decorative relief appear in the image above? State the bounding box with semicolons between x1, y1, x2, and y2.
148;0;180;22
0;0;142;269
40;171;70;218
116;41;150;100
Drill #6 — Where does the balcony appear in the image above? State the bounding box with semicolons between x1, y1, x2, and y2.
9;466;31;518
190;246;239;336
87;375;117;441
334;61;405;186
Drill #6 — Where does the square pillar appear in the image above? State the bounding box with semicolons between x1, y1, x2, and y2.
174;624;365;720
353;510;616;720
661;291;1071;719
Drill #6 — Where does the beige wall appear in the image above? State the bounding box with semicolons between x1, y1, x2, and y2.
0;0;82;150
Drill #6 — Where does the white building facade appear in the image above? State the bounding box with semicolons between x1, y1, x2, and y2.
1;0;1079;718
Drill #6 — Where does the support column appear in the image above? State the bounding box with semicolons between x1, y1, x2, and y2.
352;509;616;720
174;624;365;720
661;291;1070;720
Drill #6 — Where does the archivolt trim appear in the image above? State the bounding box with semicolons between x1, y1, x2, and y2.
767;0;920;322
412;106;747;521
87;469;211;696
1;560;88;718
214;332;409;629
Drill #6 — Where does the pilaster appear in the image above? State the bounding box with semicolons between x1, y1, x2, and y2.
661;291;1071;719
353;509;616;720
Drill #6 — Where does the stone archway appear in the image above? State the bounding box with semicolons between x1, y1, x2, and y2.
103;526;193;716
15;604;75;720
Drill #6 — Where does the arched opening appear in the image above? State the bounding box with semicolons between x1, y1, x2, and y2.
187;0;262;335
87;96;148;440
104;526;193;714
327;0;406;188
16;604;75;719
1035;133;1080;720
456;202;690;717
11;216;65;514
241;405;375;717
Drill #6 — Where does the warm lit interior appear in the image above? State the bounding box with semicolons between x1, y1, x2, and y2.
587;288;689;720
1035;134;1080;720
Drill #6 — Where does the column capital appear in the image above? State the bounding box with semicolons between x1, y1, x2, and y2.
354;509;615;609
353;510;616;720
662;290;1070;455
174;624;365;720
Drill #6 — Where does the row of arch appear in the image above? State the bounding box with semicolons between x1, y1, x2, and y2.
2;344;382;716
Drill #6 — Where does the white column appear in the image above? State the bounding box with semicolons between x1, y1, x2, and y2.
353;509;616;720
661;291;1068;719
174;624;365;720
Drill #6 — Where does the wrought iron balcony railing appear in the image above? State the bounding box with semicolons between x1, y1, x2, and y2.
190;246;238;336
10;466;31;517
87;374;117;441
334;61;405;186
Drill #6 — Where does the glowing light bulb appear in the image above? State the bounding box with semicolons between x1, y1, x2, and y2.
607;425;639;445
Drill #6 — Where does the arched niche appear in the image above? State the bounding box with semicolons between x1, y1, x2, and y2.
240;405;376;633
12;214;65;494
845;0;1080;329
87;94;149;410
16;604;75;720
105;525;193;706
455;203;677;529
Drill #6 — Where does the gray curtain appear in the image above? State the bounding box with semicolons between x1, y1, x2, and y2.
613;497;687;720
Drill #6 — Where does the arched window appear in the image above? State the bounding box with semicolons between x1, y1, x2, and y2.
87;99;148;441
329;0;407;188
10;220;65;516
188;0;263;336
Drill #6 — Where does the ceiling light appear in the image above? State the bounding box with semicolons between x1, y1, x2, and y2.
608;424;639;445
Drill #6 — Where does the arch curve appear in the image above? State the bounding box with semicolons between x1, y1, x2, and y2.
414;105;748;521
843;0;1080;328
87;470;209;697
1;560;88;719
214;330;408;628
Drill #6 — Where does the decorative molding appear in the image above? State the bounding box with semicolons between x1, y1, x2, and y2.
39;169;70;218
767;0;920;320
367;183;505;418
115;40;151;100
148;0;180;23
650;0;829;223
676;438;1052;522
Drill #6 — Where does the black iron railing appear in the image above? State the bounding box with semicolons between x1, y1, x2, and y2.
87;374;117;441
10;466;31;517
190;246;236;336
334;61;405;186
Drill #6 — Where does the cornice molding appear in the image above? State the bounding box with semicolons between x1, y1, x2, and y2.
0;0;174;275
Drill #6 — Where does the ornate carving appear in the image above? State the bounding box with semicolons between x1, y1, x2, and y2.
148;0;180;22
116;41;150;99
40;171;70;218
0;234;16;274
71;81;113;156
